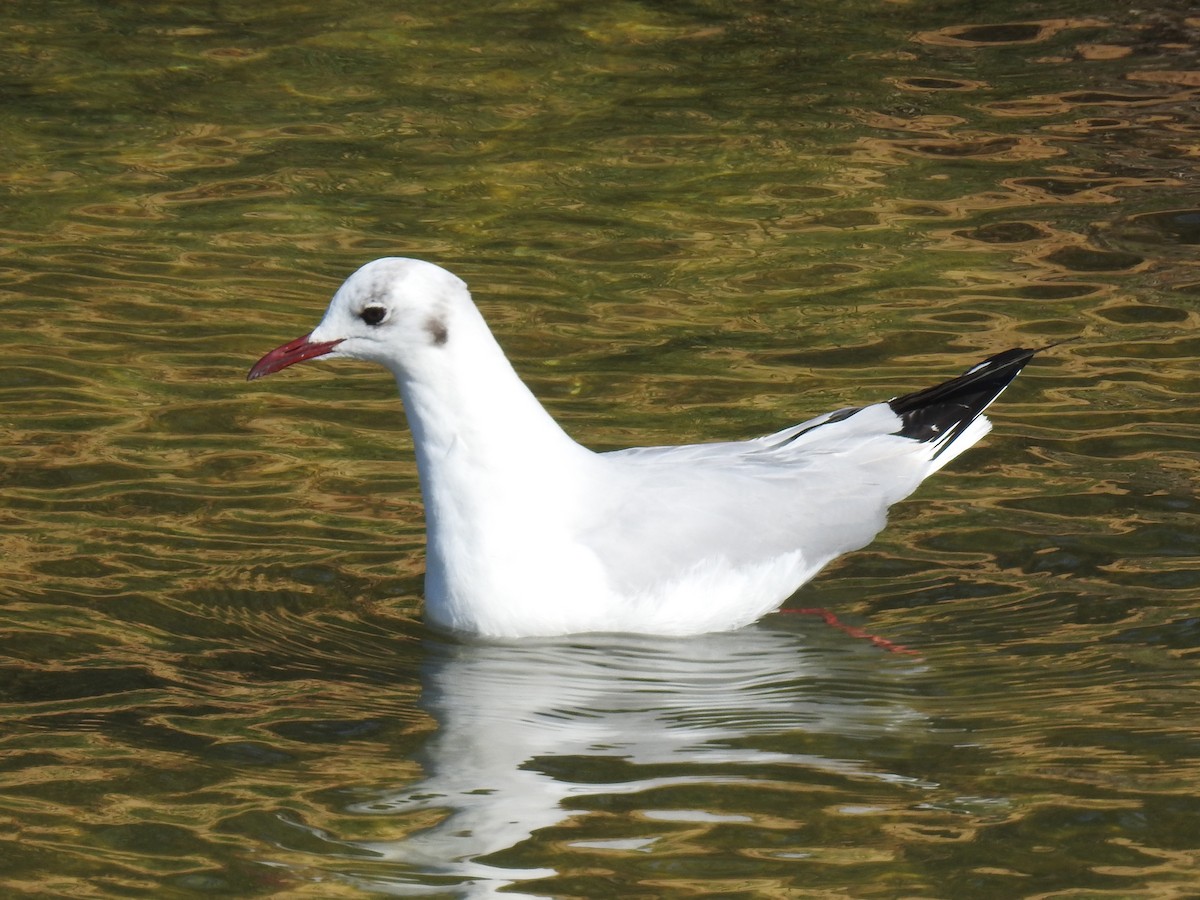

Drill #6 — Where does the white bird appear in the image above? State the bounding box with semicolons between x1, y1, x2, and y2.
249;258;1041;639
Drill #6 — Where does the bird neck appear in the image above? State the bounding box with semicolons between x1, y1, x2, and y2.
390;319;593;615
391;315;587;501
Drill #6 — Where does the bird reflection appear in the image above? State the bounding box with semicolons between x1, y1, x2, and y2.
331;619;930;897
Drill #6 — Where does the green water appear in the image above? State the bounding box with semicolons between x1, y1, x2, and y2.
3;0;1200;896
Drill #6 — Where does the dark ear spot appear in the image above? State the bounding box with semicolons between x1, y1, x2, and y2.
424;316;449;346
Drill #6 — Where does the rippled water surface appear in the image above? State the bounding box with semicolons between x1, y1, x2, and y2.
3;1;1200;896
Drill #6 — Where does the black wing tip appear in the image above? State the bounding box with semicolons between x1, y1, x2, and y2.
888;340;1065;449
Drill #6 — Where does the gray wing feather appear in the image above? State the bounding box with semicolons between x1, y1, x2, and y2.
584;403;931;594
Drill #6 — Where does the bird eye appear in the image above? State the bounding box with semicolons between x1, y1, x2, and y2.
360;306;387;326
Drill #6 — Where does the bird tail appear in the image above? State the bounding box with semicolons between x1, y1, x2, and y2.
888;343;1058;471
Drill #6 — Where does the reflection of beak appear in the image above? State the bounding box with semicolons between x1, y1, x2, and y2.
247;334;344;381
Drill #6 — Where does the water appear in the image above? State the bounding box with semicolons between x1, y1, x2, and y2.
3;0;1200;895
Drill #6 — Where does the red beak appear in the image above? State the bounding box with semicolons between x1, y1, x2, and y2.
247;333;344;381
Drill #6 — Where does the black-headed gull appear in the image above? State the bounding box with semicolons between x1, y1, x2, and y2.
249;258;1041;638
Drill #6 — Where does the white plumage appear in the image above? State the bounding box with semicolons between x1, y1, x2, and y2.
250;258;1039;638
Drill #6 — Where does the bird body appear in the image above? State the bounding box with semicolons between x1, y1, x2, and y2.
249;258;1038;638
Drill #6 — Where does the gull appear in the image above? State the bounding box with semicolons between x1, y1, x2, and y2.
249;258;1042;639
